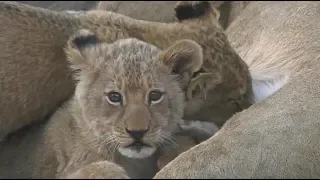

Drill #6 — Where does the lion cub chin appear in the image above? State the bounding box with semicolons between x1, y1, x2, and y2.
50;29;203;178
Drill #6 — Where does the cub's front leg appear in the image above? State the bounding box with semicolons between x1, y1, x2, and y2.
64;161;129;179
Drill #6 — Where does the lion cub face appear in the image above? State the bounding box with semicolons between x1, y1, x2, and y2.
66;29;203;159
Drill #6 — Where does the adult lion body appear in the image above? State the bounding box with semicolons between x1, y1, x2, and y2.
155;1;320;178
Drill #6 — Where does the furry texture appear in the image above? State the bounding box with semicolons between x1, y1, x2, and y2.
96;1;248;30
0;1;251;141
96;1;281;104
0;29;204;178
4;1;318;178
154;1;320;178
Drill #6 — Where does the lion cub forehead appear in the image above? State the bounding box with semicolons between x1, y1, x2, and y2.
90;38;161;70
93;38;169;91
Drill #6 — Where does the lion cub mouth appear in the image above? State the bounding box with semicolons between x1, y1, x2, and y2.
118;141;156;159
125;141;151;151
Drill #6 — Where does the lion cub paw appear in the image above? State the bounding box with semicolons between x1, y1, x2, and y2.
65;161;129;179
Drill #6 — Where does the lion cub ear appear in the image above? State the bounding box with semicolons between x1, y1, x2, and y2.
65;29;101;71
160;39;203;75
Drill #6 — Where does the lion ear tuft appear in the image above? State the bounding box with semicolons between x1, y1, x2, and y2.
65;29;102;72
67;29;100;52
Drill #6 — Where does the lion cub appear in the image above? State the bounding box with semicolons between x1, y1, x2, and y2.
0;29;203;179
0;1;251;140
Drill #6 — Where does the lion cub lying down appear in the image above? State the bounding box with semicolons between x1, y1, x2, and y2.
0;29;205;178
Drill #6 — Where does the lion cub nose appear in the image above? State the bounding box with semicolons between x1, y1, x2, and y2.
125;128;149;141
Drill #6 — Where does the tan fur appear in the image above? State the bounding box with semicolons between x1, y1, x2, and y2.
211;1;250;29
95;1;245;29
69;0;229;171
157;120;219;170
96;1;252;127
157;135;197;170
92;0;248;168
96;1;223;22
0;1;251;140
0;28;204;178
174;1;221;22
96;1;178;23
65;161;129;179
154;1;320;178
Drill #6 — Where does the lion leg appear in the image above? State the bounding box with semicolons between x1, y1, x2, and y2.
64;161;130;179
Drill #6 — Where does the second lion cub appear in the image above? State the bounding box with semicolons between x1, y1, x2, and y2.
0;30;203;179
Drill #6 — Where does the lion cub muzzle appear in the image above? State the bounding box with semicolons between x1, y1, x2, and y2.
123;103;152;152
125;128;150;150
118;109;155;159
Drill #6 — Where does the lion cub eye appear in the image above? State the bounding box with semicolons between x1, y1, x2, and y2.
149;90;164;104
106;91;122;105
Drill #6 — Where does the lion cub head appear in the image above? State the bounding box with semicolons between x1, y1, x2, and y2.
65;29;203;159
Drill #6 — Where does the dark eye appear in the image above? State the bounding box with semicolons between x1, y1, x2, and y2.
106;92;122;104
149;91;163;104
